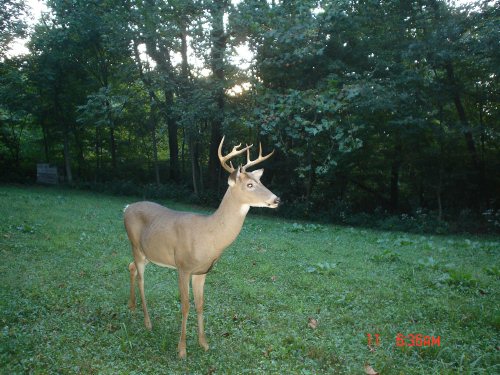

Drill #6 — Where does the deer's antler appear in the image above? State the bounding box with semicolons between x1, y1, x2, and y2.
242;142;274;172
218;136;253;173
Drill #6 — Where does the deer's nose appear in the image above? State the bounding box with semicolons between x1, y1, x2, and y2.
274;197;281;206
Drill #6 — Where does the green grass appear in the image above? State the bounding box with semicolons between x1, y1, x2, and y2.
0;185;499;374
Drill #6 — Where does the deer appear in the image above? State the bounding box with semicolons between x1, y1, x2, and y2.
124;136;280;359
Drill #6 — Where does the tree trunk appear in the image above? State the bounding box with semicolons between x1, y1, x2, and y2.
55;90;72;184
305;142;315;202
75;126;85;179
110;125;116;171
133;39;162;185
63;125;73;184
189;135;201;196
143;27;180;182
179;24;190;181
41;118;50;163
208;122;222;190
445;62;485;206
389;140;402;212
437;167;443;221
207;0;227;190
436;106;445;221
150;110;160;186
95;126;101;182
447;63;479;167
181;128;186;177
180;24;189;81
166;107;180;181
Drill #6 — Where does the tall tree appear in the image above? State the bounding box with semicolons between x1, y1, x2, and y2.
0;0;28;58
28;21;87;183
207;0;229;191
0;57;33;177
134;0;181;182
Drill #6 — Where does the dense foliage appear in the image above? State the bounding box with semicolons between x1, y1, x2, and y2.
1;0;499;231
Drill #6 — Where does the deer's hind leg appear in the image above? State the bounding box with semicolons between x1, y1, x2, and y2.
129;246;152;330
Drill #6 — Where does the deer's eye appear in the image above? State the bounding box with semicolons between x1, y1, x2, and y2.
246;183;254;188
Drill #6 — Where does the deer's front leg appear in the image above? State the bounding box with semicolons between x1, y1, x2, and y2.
192;273;209;351
128;262;137;310
177;270;190;359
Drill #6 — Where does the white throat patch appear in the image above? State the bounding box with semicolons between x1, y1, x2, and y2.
240;204;250;216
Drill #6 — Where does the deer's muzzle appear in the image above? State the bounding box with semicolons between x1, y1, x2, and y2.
267;196;281;208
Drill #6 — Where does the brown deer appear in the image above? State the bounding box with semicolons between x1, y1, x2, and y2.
124;136;280;359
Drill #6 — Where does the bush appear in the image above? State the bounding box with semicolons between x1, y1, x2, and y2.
67;180;499;235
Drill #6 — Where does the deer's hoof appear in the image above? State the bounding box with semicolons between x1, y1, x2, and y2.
199;339;209;351
178;348;187;359
144;318;152;330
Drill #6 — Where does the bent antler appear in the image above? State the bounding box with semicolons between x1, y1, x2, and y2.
218;136;253;173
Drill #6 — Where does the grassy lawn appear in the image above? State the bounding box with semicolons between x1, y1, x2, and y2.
0;185;498;374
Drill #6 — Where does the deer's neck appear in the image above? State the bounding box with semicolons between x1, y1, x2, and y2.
209;187;249;252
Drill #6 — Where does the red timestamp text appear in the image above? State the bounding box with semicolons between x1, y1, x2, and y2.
396;333;441;347
366;333;441;347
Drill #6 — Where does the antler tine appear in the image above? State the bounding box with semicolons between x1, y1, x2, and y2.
242;142;275;172
218;136;253;173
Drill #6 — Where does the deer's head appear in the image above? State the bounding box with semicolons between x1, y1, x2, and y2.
218;136;280;209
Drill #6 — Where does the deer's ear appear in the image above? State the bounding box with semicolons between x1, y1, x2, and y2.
251;168;264;181
228;169;240;186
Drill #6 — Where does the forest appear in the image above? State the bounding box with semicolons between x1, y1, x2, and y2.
1;0;499;232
